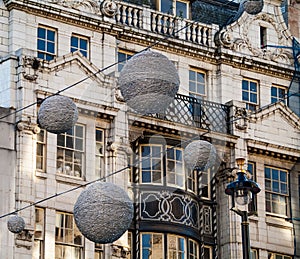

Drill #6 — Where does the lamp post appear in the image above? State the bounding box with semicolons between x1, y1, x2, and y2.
225;158;261;259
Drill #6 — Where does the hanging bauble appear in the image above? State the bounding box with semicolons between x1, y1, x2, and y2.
7;215;25;234
38;95;78;134
74;181;134;244
243;0;263;15
184;140;217;170
118;50;180;114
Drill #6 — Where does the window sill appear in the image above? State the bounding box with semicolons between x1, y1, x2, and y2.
265;214;293;228
35;171;47;179
56;174;86;185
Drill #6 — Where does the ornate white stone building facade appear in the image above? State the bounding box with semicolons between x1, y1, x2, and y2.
0;0;299;258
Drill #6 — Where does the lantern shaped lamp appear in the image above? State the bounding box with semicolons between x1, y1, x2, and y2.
225;158;261;211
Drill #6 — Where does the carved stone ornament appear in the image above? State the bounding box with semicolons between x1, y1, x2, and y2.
100;0;118;17
234;107;249;130
216;13;292;64
22;57;41;81
49;0;101;14
16;120;40;134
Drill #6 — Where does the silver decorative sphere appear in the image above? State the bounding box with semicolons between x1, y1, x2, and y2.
118;50;180;114
74;181;134;244
243;0;263;15
7;215;25;234
38;95;78;134
184;140;217;170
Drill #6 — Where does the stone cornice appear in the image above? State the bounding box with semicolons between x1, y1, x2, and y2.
3;0;295;78
247;139;299;161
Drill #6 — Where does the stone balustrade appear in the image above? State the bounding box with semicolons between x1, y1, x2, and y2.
115;1;217;47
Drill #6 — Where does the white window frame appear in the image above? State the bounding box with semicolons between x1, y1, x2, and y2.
70;34;89;58
55;211;83;259
271;84;286;104
141;232;164;259
189;68;206;98
37;25;56;61
265;166;289;216
95;128;104;178
56;124;85;178
139;144;163;185
242;78;259;111
166;146;184;188
36;129;47;172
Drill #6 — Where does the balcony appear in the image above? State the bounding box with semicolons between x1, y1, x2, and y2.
146;93;230;134
115;1;218;48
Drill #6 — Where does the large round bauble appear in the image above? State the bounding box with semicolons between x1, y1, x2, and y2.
243;0;263;15
184;140;217;170
74;182;134;244
118;50;180;114
38;95;78;134
7;215;25;234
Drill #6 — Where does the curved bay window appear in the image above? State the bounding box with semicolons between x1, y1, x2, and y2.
137;140;212;196
139;143;189;190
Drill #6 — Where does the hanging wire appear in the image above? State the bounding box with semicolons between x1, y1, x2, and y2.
0;20;194;121
0;130;210;219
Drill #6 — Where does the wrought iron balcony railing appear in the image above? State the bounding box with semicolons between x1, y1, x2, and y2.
148;93;230;134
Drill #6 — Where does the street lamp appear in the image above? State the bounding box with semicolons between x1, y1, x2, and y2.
225;158;261;259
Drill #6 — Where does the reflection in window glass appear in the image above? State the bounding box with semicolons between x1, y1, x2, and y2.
142;233;163;259
57;124;85;178
166;146;184;187
140;145;162;184
55;212;83;259
265;166;288;215
36;129;46;171
95;128;104;178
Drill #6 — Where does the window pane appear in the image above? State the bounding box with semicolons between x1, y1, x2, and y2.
47;30;55;41
250;82;257;91
242;80;248;90
38;39;45;51
176;1;187;18
272;169;279;180
161;0;173;14
71;36;78;47
38;27;46;38
189;70;195;81
271;86;277;96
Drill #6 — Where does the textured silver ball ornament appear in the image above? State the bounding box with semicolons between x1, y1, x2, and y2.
74;181;134;244
243;0;263;15
184;140;217;170
38;95;78;134
118;50;180;114
7;215;25;234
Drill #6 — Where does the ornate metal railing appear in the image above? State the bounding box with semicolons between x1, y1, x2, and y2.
115;1;216;48
148;93;230;134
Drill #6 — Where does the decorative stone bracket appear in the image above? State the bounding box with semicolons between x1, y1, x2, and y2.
15;229;34;250
111;244;130;258
21;56;41;81
234;107;249;130
16;120;40;134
